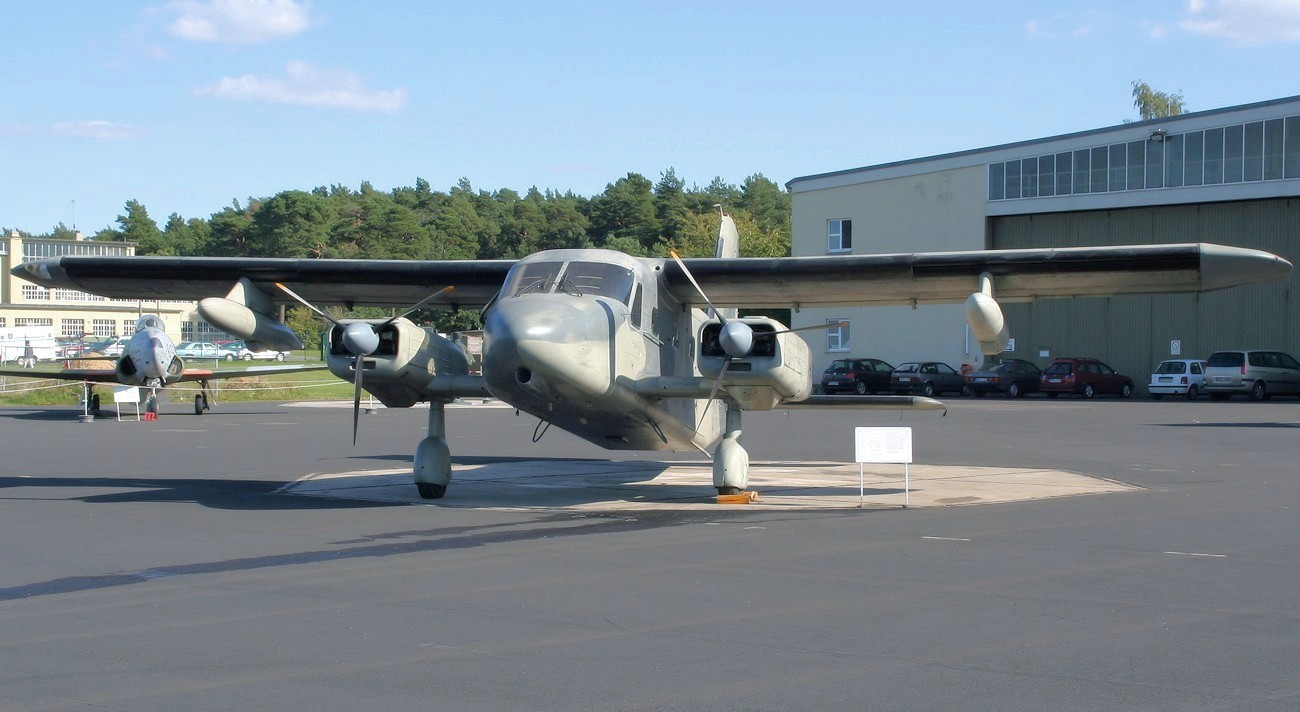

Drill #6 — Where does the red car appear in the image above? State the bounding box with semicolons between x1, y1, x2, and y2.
1040;358;1134;398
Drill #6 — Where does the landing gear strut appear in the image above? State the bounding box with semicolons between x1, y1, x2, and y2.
413;400;452;499
194;380;213;415
713;403;749;496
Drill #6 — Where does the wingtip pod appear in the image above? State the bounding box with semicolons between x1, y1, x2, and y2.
10;257;61;288
1199;244;1293;291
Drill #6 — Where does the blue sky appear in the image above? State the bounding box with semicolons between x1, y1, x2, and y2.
3;0;1299;235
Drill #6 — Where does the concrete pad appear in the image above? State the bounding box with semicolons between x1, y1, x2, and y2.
278;460;1138;511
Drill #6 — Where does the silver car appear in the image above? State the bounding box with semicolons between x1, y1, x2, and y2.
1203;350;1300;400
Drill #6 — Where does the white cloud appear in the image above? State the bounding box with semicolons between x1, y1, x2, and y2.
195;60;408;113
50;121;142;140
1178;0;1300;44
165;0;312;44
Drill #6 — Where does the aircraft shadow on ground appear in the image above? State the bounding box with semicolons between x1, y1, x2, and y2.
0;476;404;511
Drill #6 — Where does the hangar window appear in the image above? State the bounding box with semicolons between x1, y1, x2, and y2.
1127;141;1145;189
1164;133;1184;188
61;319;85;338
827;219;852;252
1055;152;1072;194
92;319;116;337
1072;149;1090;193
1037;155;1055;197
1225;124;1244;182
1244;121;1264;181
1264;118;1284;180
1109;144;1127;191
825;320;850;352
1286;116;1300;178
988;164;1005;200
1204;127;1224;184
1004;161;1021;199
122;320;136;336
1090;146;1109;193
1184;131;1205;186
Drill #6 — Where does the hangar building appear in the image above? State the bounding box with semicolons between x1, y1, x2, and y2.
788;94;1300;386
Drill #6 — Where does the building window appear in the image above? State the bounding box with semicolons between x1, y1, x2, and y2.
0;318;6;328
16;318;53;327
181;321;195;340
61;319;85;338
826;320;850;352
93;319;116;337
122;320;136;336
21;284;50;301
1264;118;1284;180
827;219;852;252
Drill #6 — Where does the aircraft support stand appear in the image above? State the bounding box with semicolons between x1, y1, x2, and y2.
713;404;749;495
414;400;452;499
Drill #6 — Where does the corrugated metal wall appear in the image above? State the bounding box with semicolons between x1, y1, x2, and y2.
994;198;1298;382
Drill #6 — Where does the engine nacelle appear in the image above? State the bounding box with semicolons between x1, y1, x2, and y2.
964;291;1010;356
326;318;472;408
198;297;303;351
697;317;813;410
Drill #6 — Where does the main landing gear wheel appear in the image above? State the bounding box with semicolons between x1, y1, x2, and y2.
194;394;205;415
417;483;446;499
89;393;101;416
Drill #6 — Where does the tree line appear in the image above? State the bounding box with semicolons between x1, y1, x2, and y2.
11;170;792;339
18;169;791;261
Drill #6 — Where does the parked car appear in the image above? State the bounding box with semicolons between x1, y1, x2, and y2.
89;335;131;357
175;341;220;358
890;361;965;397
1040;357;1134;398
1147;359;1207;399
218;340;289;362
1202;349;1300;400
965;358;1042;398
820;357;895;395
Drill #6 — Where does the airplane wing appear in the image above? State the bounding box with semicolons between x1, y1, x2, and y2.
0;363;329;384
12;243;1291;309
665;243;1293;307
14;256;516;309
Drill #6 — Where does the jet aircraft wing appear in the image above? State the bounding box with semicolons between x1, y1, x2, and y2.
14;243;1289;310
0;362;328;384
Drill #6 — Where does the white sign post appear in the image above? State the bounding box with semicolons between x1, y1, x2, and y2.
854;427;914;509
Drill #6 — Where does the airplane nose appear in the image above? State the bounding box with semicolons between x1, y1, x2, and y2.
482;296;613;400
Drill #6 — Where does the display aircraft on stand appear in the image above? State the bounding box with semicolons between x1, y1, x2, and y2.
0;314;327;417
13;216;1291;498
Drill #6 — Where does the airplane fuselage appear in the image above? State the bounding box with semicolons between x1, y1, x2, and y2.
481;249;721;452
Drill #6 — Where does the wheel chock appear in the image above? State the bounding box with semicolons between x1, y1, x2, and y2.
142;412;158;421
716;491;759;504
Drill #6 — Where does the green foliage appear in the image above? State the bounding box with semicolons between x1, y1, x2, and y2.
89;171;793;317
1131;80;1186;120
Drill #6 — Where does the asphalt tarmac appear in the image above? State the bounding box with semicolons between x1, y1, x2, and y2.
1;395;1298;710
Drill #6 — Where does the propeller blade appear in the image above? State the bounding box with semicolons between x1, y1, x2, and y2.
669;251;726;323
756;320;849;338
382;285;456;327
352;354;364;446
698;357;731;424
275;283;342;327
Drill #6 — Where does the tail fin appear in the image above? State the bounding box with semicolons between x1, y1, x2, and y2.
715;212;740;259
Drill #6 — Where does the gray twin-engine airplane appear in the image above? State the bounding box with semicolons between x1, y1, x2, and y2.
0;314;325;417
13;216;1291;498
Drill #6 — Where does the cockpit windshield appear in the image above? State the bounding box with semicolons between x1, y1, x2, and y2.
136;315;165;331
501;260;637;304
